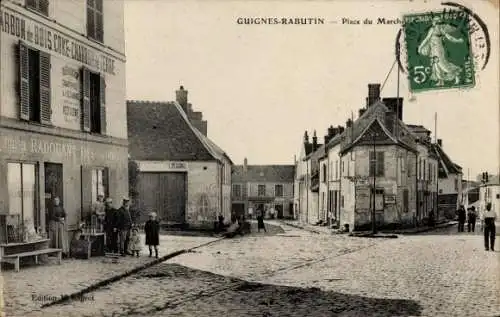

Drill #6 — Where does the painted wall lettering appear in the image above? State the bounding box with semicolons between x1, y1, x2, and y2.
61;65;81;123
0;7;116;75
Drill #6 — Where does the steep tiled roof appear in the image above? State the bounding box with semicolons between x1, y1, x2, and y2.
340;101;417;153
192;127;233;164
127;100;218;161
232;165;295;183
430;143;462;177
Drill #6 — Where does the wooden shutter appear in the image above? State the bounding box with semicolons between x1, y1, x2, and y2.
39;51;52;125
19;42;30;121
369;151;376;177
81;166;93;221
377;152;384;177
81;68;91;132
102;167;109;198
39;0;49;15
99;75;106;134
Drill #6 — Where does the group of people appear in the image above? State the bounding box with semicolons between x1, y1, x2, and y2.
456;203;497;251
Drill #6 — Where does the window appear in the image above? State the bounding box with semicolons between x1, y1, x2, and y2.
87;0;103;42
19;42;51;124
199;194;209;215
369;151;384;177
81;68;106;134
275;184;283;197
232;184;241;197
26;0;49;16
7;163;38;234
322;164;327;182
91;168;108;202
258;185;266;196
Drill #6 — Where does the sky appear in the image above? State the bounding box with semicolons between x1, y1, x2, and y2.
124;0;499;179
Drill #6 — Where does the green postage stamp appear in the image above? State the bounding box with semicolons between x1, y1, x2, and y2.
403;11;475;93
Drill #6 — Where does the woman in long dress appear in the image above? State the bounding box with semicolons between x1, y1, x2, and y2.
417;16;464;86
49;196;69;256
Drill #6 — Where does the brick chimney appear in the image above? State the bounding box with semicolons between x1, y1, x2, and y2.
328;125;335;137
437;139;442;147
243;157;248;172
337;125;344;135
312;130;318;151
176;86;189;114
304;131;309;144
346;118;353;128
367;83;381;107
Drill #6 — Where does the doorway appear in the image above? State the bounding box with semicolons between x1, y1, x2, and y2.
44;163;63;230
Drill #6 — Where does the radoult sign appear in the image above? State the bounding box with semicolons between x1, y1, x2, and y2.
0;6;116;75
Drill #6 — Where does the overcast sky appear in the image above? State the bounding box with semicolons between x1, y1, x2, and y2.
124;0;499;179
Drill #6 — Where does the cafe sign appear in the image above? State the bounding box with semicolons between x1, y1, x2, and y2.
0;6;116;75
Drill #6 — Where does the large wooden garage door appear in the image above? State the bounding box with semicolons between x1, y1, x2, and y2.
138;172;186;224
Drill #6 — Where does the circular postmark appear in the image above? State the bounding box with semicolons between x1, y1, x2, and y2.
396;2;491;75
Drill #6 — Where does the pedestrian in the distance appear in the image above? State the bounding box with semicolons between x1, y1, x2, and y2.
257;210;266;233
467;206;477;232
104;198;118;253
128;227;142;257
482;203;496;251
428;209;435;227
457;205;466;232
145;212;160;258
218;213;225;232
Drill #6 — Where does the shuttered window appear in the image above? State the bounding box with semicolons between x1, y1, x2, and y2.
369;151;385;177
87;0;103;42
275;184;283;197
81;67;106;134
26;0;49;16
18;41;51;124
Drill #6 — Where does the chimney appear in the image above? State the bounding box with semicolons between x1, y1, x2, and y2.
175;86;189;114
312;130;318;151
243;158;248;172
359;108;366;117
437;139;442;147
346;118;353;128
338;126;345;135
328;125;335;137
304;131;309;144
324;135;330;145
367;83;381;107
382;97;404;120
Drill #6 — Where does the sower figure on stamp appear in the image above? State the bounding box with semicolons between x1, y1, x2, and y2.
417;16;464;86
145;212;160;258
482;203;496;251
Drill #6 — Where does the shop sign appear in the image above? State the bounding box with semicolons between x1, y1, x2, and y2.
137;161;188;172
385;194;396;204
0;135;121;162
0;7;116;75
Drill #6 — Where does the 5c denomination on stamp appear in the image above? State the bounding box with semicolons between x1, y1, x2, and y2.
403;10;474;93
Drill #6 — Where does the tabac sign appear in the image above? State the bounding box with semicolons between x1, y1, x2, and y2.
0;6;116;75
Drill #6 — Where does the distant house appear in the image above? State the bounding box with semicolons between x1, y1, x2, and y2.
478;183;500;218
293;131;317;221
430;140;463;218
232;159;294;219
127;97;232;228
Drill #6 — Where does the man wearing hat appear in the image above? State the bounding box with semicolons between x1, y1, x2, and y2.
482;202;497;251
116;197;134;256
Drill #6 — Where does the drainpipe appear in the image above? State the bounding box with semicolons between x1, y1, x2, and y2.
339;152;343;228
306;161;309;224
415;152;419;227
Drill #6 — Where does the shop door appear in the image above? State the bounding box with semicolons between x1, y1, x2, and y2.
275;204;284;219
44;163;63;229
232;203;245;218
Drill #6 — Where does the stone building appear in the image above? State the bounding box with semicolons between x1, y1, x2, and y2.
0;0;128;245
232;158;294;219
127;97;232;228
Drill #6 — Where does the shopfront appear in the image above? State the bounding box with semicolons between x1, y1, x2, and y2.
0;127;128;245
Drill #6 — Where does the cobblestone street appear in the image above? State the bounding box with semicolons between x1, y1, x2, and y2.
19;223;500;317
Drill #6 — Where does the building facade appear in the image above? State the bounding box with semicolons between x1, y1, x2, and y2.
0;0;128;244
478;184;500;218
232;158;294;219
127;94;232;228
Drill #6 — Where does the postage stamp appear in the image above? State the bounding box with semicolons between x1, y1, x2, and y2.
403;10;475;93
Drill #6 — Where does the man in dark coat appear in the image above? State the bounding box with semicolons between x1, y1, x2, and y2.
104;198;118;253
467;206;477;232
457;205;466;232
482;203;497;251
115;198;133;256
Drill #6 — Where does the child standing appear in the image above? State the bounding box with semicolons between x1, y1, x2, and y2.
145;212;160;258
128;227;142;257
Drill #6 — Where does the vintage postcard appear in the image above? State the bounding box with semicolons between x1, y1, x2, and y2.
0;0;499;316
